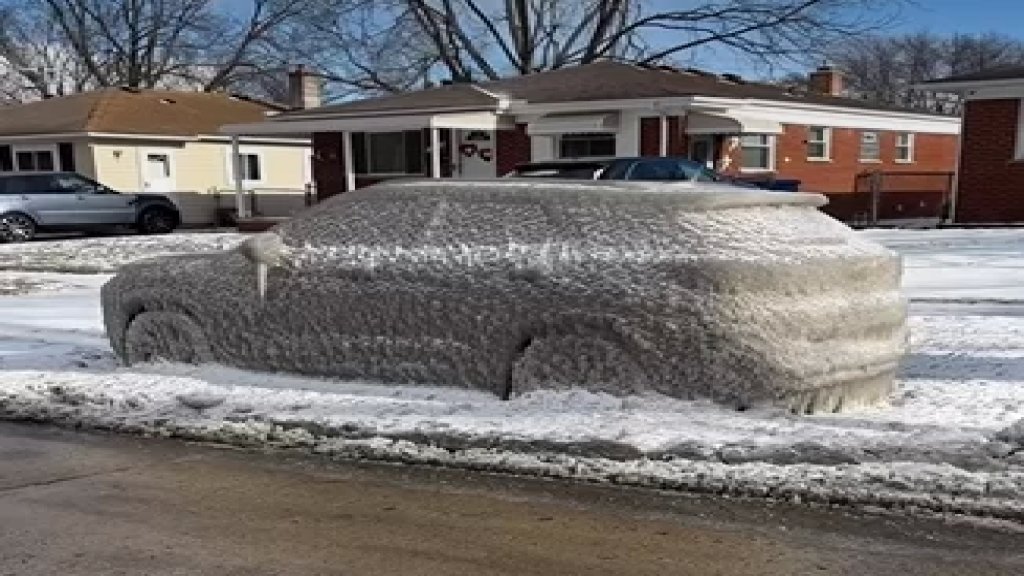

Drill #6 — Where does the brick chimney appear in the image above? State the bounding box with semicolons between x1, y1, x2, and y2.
808;65;844;96
288;65;322;110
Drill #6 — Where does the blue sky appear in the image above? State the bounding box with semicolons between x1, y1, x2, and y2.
897;0;1022;36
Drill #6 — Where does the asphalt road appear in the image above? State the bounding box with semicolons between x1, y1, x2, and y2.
0;422;1021;576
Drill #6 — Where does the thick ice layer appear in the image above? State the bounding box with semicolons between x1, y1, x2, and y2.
101;180;906;413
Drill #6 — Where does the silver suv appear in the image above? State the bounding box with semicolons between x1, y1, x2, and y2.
0;172;181;242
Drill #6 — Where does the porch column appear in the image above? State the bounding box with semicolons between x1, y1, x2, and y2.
342;131;355;192
658;113;669;157
430;127;442;178
231;135;246;219
450;128;460;177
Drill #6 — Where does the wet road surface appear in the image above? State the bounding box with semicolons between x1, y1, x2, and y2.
0;422;1021;575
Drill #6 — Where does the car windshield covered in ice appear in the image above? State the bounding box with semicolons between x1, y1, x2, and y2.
101;179;905;413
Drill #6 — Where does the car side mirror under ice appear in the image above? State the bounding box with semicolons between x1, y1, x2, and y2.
235;232;295;300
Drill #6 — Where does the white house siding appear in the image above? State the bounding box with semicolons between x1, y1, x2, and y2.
89;140;146;192
73;141;95;179
616;111;642;157
88;138;311;226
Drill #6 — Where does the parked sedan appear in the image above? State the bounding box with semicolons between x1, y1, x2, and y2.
102;179;906;414
0;172;181;242
507;157;760;187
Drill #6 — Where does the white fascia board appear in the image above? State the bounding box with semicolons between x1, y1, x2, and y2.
85;132;195;142
506;97;698;116
961;85;1024;101
508;96;958;134
221;116;430;135
198;134;311;145
914;78;1024;93
0;132;89;141
223;111;510;135
0;132;196;142
255;105;502;124
429;111;514;130
687;97;960;134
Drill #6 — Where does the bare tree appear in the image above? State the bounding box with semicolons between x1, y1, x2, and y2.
0;2;93;100
829;31;1024;112
0;0;316;100
304;0;907;92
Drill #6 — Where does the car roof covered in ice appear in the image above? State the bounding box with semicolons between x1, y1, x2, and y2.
339;179;828;211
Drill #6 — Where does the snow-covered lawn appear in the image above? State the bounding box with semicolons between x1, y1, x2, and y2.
1;230;1023;520
0;232;243;273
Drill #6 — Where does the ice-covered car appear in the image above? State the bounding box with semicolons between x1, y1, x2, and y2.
102;179;907;413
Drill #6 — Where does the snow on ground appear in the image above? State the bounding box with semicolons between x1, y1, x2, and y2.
1;229;1024;520
861;228;1024;303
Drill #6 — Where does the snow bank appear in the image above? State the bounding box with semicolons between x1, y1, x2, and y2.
0;344;1021;519
0;232;244;273
102;180;906;413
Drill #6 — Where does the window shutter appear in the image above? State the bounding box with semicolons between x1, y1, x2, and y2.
0;145;11;172
58;143;76;172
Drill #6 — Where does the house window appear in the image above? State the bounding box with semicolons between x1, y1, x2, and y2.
860;131;880;161
895;133;914;162
352;131;424;175
558;133;616;158
228;151;261;183
740;134;773;170
807;126;831;160
236;153;262;181
15;149;55;172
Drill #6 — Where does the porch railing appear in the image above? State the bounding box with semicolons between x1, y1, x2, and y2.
822;171;955;227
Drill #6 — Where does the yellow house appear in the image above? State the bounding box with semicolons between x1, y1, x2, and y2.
0;87;311;225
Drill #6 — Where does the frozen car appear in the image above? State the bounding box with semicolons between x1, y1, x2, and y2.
102;179;907;413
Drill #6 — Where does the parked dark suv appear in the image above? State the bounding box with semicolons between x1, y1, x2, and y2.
0;172;181;242
507;157;763;188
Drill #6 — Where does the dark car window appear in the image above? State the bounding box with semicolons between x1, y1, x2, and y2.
49;173;103;194
675;160;720;182
1;175;63;195
627;159;686;181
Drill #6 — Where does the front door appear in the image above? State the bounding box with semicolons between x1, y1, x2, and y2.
689;135;717;169
142;151;175;193
455;130;496;179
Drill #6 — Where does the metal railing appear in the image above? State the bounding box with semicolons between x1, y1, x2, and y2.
824;171;955;226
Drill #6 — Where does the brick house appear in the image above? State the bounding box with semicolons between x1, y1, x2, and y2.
920;67;1024;223
223;62;959;221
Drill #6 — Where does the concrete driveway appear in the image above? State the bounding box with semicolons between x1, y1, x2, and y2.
0;422;1021;576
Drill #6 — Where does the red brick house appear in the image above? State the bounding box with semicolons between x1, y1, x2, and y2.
921;67;1024;223
224;62;959;221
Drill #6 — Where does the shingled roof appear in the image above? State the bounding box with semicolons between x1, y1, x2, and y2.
0;88;285;137
275;61;953;121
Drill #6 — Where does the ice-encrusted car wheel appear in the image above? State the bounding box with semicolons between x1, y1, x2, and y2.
123;311;212;365
507;330;650;398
